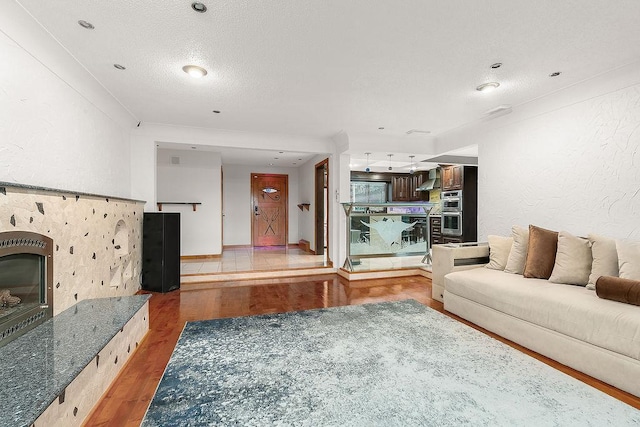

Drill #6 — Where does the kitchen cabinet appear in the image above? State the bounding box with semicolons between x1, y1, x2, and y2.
441;165;463;191
430;216;443;246
392;173;429;202
391;176;410;201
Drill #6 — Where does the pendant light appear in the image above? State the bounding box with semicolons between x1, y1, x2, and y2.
365;152;371;173
409;155;416;175
387;154;393;171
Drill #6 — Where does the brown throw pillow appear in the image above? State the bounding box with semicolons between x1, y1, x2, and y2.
596;276;640;306
523;225;558;279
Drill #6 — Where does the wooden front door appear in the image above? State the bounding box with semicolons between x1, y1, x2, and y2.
252;173;288;246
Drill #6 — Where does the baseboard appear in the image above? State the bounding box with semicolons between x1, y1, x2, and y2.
181;254;222;260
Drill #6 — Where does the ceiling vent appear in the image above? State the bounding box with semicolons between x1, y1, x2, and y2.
171;156;180;165
483;104;513;119
406;129;431;135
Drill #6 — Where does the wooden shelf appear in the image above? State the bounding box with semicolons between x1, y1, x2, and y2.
157;202;201;212
297;203;310;211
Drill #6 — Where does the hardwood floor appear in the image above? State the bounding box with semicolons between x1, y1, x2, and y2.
84;275;640;426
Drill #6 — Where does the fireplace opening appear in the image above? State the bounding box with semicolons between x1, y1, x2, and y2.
0;231;53;347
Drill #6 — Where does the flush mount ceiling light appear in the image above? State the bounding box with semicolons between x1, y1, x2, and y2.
490;62;502;69
365;152;371;173
476;82;500;92
191;2;207;12
78;20;94;29
549;71;562;77
113;64;126;70
182;65;208;78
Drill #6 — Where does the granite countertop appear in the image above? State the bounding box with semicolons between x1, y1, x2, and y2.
0;294;151;427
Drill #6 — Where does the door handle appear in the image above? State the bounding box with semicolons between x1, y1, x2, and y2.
254;206;260;215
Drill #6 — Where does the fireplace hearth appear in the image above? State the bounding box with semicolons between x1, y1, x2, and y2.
0;231;53;346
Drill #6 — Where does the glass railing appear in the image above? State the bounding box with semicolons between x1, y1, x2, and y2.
341;202;435;271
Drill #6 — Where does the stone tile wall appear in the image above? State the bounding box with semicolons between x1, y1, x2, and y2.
0;185;143;315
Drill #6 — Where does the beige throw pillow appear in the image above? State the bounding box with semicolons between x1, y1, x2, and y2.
587;234;618;290
504;225;529;275
549;231;592;286
616;240;640;280
485;235;513;271
523;225;559;279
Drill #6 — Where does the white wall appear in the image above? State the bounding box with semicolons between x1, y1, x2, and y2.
0;2;136;197
223;165;300;246
156;149;222;255
437;61;640;241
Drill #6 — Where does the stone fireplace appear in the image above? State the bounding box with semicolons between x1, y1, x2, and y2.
0;231;53;346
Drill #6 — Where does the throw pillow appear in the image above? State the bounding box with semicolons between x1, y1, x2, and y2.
548;231;592;285
596;276;640;306
586;234;618;290
485;235;513;271
616;240;640;280
504;225;529;275
523;225;558;279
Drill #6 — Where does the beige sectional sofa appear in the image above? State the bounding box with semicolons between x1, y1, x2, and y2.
433;242;640;398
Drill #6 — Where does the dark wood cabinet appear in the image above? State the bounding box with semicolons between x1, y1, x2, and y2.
392;172;429;202
391;176;410;201
441;165;463;191
430;216;443;247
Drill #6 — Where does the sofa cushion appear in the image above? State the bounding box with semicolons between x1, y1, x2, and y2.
504;225;529;275
587;234;619;290
617;240;640;280
486;235;513;271
596;276;640;306
523;225;558;279
445;268;640;361
549;231;592;286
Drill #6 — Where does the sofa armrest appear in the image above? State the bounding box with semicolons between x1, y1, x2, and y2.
432;242;490;302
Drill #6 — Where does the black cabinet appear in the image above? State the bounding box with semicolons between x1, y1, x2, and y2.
142;213;180;293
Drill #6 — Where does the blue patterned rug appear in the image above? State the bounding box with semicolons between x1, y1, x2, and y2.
142;300;640;426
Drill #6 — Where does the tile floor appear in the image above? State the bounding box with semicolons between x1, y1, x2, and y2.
180;246;329;275
181;246;431;277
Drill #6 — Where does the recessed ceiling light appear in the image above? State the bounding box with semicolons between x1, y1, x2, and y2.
476;82;500;92
490;63;502;69
269;163;274;166
212;110;220;113
78;20;94;29
191;2;207;13
182;65;208;78
378;127;385;130
279;151;284;154
113;64;126;70
191;146;197;149
293;163;297;165
549;71;562;77
298;158;302;161
274;157;279;160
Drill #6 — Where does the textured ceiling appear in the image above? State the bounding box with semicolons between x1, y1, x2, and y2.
15;0;640;145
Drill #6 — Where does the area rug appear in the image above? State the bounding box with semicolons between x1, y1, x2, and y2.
142;300;640;426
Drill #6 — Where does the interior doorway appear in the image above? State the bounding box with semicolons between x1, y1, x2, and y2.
251;173;288;246
315;159;329;260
